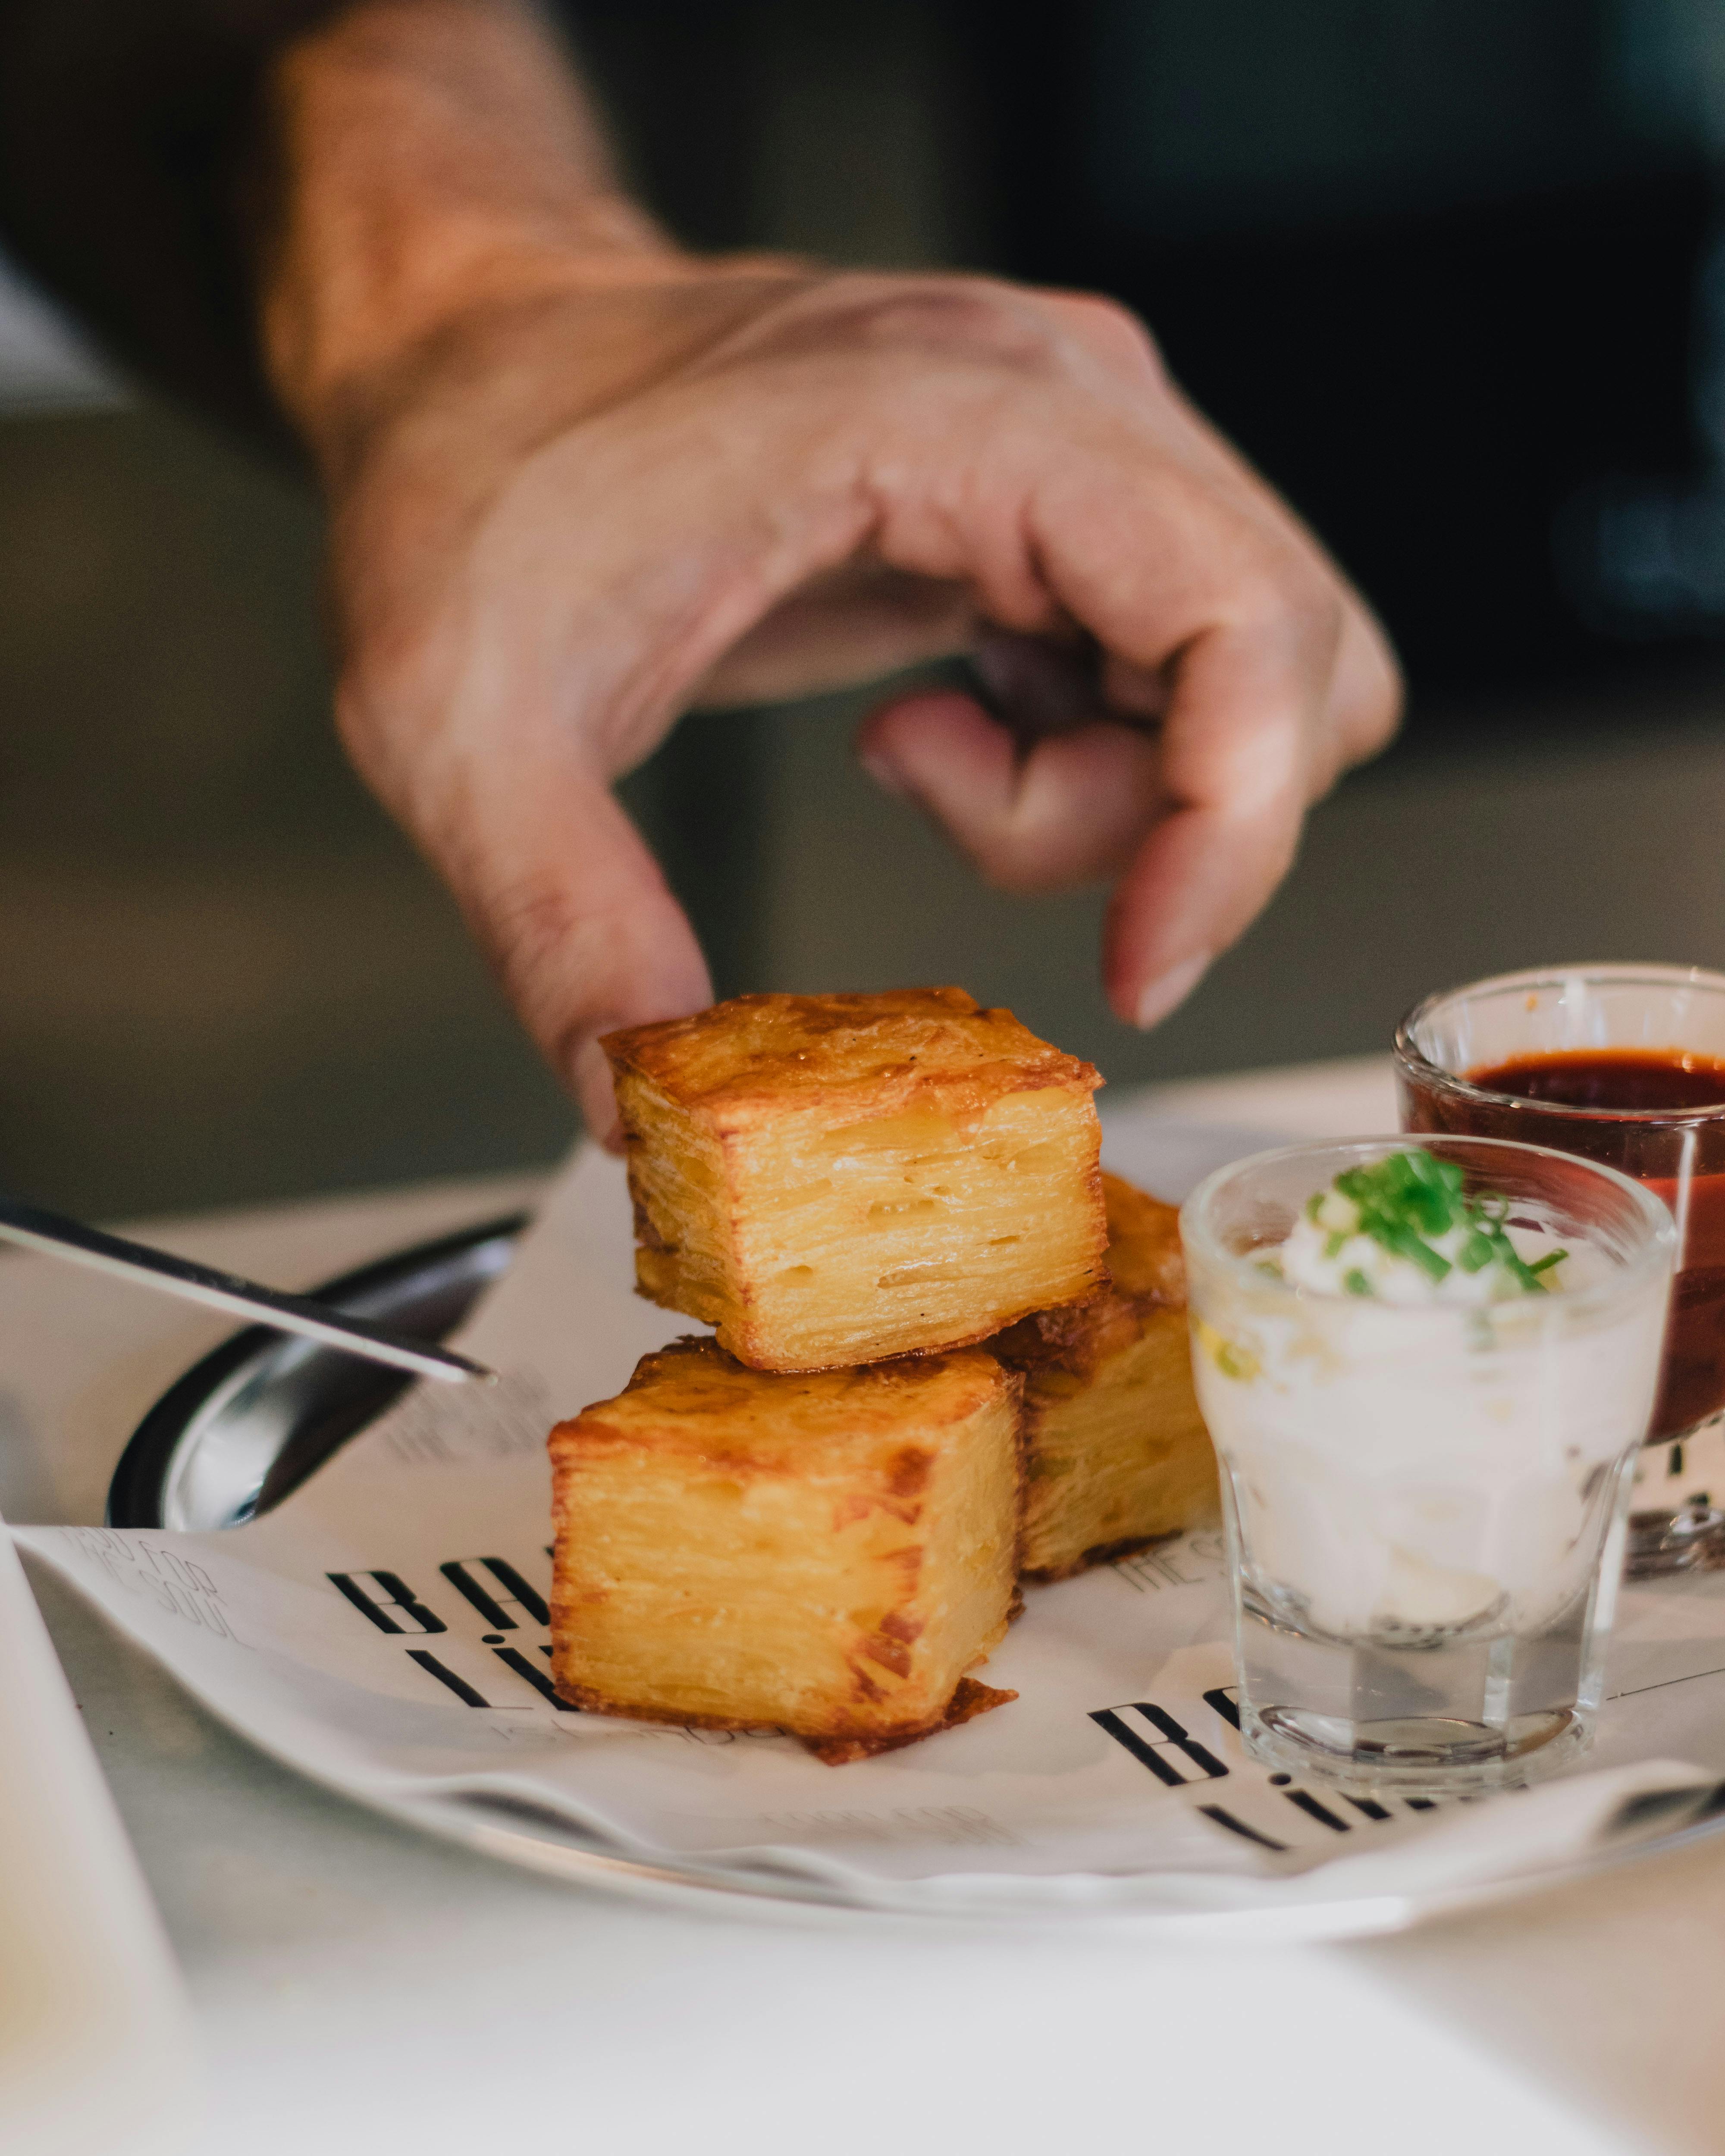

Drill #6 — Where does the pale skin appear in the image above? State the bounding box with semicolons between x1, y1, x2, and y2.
258;0;1402;1143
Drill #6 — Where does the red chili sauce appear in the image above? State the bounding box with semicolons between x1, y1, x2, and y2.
1466;1050;1725;1436
1468;1050;1725;1113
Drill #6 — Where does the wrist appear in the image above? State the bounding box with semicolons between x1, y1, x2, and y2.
252;0;711;461
262;198;685;451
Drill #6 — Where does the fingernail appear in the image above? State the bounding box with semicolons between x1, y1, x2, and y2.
858;747;910;799
1135;953;1210;1030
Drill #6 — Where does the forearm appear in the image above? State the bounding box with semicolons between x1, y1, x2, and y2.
258;1;684;439
0;0;353;442
0;0;694;452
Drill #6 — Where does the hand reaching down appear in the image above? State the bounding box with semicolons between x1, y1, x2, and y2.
261;1;1401;1140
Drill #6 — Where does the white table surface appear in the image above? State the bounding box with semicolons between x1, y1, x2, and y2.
11;1058;1725;2156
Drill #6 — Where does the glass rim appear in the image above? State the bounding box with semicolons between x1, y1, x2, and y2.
1394;962;1725;1125
1179;1133;1678;1320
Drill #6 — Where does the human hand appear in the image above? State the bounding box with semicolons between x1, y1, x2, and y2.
263;4;1400;1141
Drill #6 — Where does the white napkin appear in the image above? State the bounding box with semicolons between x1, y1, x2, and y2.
19;1131;1725;1922
0;1512;201;2151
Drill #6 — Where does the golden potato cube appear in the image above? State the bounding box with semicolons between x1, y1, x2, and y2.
604;988;1107;1373
549;1338;1022;1761
989;1172;1218;1582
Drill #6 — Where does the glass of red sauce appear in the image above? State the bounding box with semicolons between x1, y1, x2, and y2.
1396;963;1725;1575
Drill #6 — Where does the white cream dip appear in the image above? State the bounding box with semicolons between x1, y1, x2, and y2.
1190;1194;1669;1642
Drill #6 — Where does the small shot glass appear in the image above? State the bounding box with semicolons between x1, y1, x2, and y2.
1181;1136;1675;1797
1397;963;1725;1574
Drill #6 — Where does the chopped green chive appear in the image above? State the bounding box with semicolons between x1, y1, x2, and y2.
1313;1149;1566;1296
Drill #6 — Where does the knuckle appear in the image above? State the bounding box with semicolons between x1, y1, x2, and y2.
1057;292;1166;378
479;876;612;1059
1233;551;1348;658
1347;664;1405;765
1282;557;1347;632
1225;562;1307;636
483;874;588;992
1362;632;1406;738
1360;685;1402;752
800;271;1067;376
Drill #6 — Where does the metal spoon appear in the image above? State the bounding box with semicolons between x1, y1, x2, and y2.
0;1191;494;1384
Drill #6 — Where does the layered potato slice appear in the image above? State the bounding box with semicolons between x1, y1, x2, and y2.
989;1172;1219;1582
549;1338;1022;1761
605;988;1107;1373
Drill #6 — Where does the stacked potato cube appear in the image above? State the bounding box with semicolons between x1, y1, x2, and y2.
991;1172;1219;1581
549;988;1216;1761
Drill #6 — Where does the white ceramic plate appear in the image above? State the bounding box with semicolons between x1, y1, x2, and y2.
95;1105;1725;1940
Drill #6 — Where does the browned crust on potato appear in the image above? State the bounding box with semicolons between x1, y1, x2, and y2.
549;1335;1021;1751
607;990;1107;1376
1019;1532;1169;1585
603;988;1101;1132
988;1171;1182;1384
799;1678;1019;1765
1093;1172;1187;1304
548;1675;1019;1766
550;1336;1016;1471
549;1683;769;1728
707;1285;1107;1379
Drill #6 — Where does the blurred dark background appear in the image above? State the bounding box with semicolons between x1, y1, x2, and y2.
8;0;1725;1219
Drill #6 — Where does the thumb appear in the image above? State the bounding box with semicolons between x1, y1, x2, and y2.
415;747;712;1145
